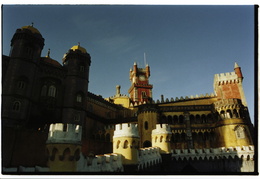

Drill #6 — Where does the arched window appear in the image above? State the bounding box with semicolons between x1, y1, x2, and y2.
41;85;47;96
144;121;148;130
235;126;245;139
155;136;158;143
79;65;85;72
226;109;232;118
74;112;81;122
160;136;163;142
48;85;56;97
76;93;82;103
17;81;25;89
179;115;184;124
13;101;21;111
116;140;120;149
123;140;128;149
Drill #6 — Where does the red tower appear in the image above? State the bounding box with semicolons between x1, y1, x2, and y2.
128;62;153;104
213;62;247;106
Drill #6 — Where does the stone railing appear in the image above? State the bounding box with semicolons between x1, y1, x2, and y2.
138;147;162;171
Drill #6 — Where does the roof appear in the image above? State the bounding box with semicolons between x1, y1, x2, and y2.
41;57;62;67
21;25;41;34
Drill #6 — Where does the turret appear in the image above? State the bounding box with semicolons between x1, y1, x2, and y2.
46;123;82;172
62;44;91;125
152;124;172;154
113;123;140;171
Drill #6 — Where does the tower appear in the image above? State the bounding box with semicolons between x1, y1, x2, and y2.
113;123;140;171
62;44;91;125
46;123;82;172
2;24;45;126
214;62;247;106
151;124;172;154
128;62;153;104
137;104;159;148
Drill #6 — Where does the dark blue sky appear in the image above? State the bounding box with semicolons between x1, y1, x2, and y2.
2;5;255;123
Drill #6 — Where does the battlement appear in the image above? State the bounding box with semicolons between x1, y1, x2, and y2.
47;123;82;144
214;98;242;109
172;145;254;161
152;124;172;135
113;123;139;138
104;125;115;130
214;72;240;84
155;93;216;104
77;153;124;172
138;147;162;170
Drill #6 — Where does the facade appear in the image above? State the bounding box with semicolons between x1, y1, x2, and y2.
2;24;256;174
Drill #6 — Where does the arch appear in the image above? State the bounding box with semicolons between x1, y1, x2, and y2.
235;126;246;139
161;115;167;124
160;136;163;143
62;148;71;161
12;101;21;111
123;140;129;149
50;148;58;161
181;133;186;142
76;93;83;103
195;114;201;123
143;140;152;148
190;115;195;124
233;109;239;118
173;115;178;124
220;110;225;119
201;114;206;123
207;113;213;123
144;121;148;130
41;85;47;96
175;133;180;142
179;115;184;124
226;109;232;118
74;148;80;161
155;136;158;143
48;85;56;97
167;115;173;124
105;133;110;142
116;140;121;149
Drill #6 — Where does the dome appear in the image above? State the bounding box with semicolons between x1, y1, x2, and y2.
21;24;41;34
70;44;87;53
41;57;62;67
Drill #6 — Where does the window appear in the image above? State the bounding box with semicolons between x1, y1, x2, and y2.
235;126;245;139
48;85;56;97
13;101;21;111
74;113;81;122
79;65;85;72
18;81;25;89
123;140;129;149
144;121;148;130
76;94;82;103
41;85;47;96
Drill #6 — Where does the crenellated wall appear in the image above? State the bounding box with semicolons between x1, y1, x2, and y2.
47;123;82;144
138;147;162;171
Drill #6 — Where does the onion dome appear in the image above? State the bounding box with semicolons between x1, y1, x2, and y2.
21;23;41;34
70;43;87;53
41;48;62;67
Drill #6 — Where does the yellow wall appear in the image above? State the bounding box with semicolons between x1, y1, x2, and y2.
46;143;81;172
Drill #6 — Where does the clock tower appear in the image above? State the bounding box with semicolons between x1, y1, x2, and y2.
128;62;153;104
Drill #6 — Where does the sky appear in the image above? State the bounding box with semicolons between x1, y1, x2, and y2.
2;5;255;124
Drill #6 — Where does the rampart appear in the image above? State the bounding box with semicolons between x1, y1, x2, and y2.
113;123;139;138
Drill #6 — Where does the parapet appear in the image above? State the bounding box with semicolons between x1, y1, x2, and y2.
138;147;162;170
47;123;82;144
214;98;242;109
152;124;172;135
214;72;240;85
172;145;254;161
113;123;139;138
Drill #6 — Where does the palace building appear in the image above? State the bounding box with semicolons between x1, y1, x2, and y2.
2;24;255;174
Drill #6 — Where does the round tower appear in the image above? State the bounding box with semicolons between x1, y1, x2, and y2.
46;123;82;172
213;99;253;148
62;44;91;125
152;124;172;154
137;104;159;148
113;123;140;171
2;24;45;126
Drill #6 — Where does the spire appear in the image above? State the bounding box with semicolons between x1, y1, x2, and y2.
46;48;50;58
234;62;240;69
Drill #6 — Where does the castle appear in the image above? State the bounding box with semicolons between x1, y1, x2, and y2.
2;24;255;174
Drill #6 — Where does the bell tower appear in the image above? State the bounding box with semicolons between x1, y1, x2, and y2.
128;62;153;104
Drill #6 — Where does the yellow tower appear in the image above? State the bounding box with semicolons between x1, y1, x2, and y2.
137;104;158;148
213;99;253;147
152;124;172;154
46;123;82;172
113;123;140;171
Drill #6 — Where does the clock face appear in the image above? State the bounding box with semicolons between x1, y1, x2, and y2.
139;75;146;81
